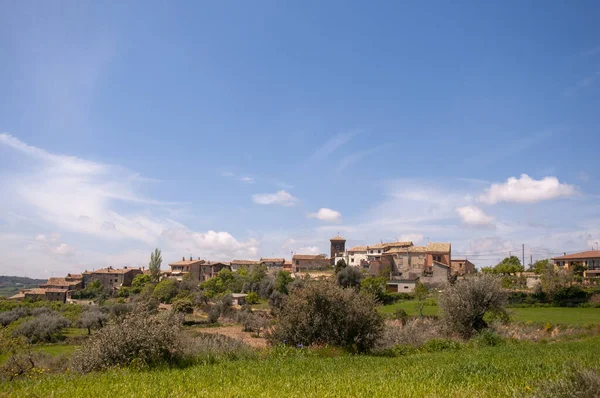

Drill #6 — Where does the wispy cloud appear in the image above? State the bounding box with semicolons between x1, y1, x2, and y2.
456;205;495;228
0;134;260;276
336;145;384;172
308;132;355;163
252;190;298;206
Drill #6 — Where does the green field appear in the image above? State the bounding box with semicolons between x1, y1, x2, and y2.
381;301;600;325
3;337;600;397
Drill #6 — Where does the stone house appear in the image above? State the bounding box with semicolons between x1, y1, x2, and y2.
230;259;260;272
450;259;476;275
166;258;206;281
292;254;330;272
199;261;230;281
260;258;285;269
82;266;143;289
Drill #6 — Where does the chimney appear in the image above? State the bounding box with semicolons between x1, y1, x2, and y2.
189;256;192;261
182;256;185;261
564;252;566;256
124;266;127;269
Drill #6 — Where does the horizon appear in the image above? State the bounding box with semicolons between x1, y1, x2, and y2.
1;1;599;278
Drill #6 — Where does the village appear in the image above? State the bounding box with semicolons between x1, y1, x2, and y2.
8;234;600;303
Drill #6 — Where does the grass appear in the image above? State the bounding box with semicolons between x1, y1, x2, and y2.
3;337;600;397
380;301;600;325
0;345;78;365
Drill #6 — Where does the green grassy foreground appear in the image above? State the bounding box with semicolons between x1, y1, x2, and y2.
3;337;600;397
381;301;600;325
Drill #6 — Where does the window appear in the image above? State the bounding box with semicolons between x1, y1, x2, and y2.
351;258;354;263
378;250;381;254
404;286;409;289
295;260;299;265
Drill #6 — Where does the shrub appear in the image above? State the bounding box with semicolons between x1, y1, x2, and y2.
336;266;363;288
152;279;179;304
12;312;70;343
268;281;384;353
274;271;293;294
180;333;256;365
268;290;286;316
420;338;461;353
246;292;260;305
469;329;504;347
208;307;220;324
0;308;30;327
552;286;589;307
70;310;183;372
394;309;409;325
375;318;443;350
532;367;600;398
438;274;507;339
172;297;194;314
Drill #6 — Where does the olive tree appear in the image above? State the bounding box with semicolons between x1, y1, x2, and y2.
269;281;384;352
438;274;507;339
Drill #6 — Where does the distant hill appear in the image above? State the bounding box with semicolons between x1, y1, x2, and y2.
0;276;47;298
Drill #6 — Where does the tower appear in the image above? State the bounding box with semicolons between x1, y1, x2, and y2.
330;235;346;265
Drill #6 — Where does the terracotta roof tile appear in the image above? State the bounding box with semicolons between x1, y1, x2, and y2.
231;260;260;265
260;258;285;263
552;250;600;260
427;242;451;252
330;235;346;241
169;259;205;266
292;254;328;260
368;241;413;250
348;245;368;252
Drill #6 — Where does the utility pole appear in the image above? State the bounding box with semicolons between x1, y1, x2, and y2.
530;254;533;268
522;244;525;268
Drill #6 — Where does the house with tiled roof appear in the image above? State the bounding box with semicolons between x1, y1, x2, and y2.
165;258;206;281
451;259;476;276
83;266;143;289
552;250;600;277
292;254;330;272
260;258;285;269
230;259;260;272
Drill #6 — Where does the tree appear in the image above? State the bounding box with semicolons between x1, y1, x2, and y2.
541;264;573;300
571;262;587;278
149;248;162;283
274;271;294;294
171;297;194;314
336;266;363;289
413;282;428;318
269;281;384;353
532;259;551;274
77;308;108;335
494;256;524;274
360;276;388;302
245;291;260;305
335;259;347;274
152;279;179;304
438;274;507;339
131;274;152;294
13;312;71;343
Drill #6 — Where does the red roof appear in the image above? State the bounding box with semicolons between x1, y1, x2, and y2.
552;250;600;260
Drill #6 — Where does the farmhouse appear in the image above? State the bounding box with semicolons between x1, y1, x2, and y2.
230;259;260;272
82;266;143;289
450;258;476;275
552;250;600;277
292;254;330;272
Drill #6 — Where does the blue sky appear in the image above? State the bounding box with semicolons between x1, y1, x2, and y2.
1;1;599;277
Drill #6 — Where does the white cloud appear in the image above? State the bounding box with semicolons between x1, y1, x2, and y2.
52;243;76;256
297;246;321;255
240;177;255;184
161;228;259;261
397;233;424;244
308;208;342;223
478;174;576;204
0;134;263;276
252;190;298;206
456;205;495;227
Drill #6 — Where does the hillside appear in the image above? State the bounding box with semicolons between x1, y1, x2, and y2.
0;275;46;297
